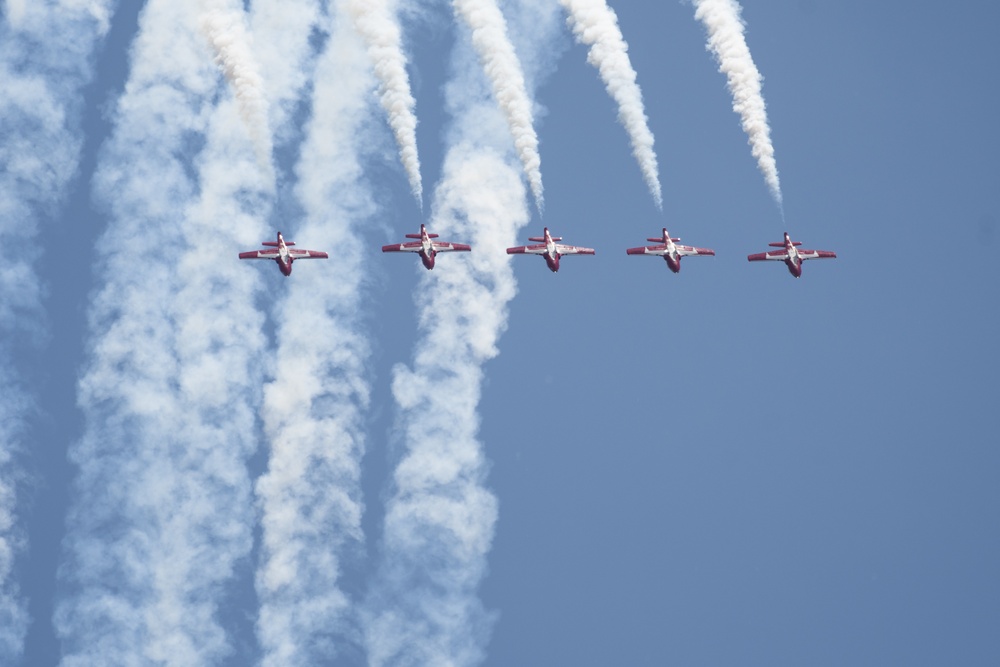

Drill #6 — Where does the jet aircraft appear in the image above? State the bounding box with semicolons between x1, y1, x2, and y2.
626;228;715;273
238;231;328;276
381;223;471;270
506;227;595;272
747;232;836;278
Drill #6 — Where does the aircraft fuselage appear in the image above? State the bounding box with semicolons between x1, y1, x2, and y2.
783;242;802;278
276;234;293;276
420;234;436;269
662;240;681;273
544;234;561;272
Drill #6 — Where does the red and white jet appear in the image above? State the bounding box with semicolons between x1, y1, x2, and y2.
238;231;329;276
625;228;715;273
506;227;595;273
747;232;836;278
381;224;471;270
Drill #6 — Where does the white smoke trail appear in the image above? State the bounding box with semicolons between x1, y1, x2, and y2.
452;0;544;213
0;1;114;661
249;0;323;140
199;0;275;182
693;0;782;206
347;0;423;204
56;1;269;664
363;2;562;663
363;145;522;666
559;0;662;209
254;4;377;664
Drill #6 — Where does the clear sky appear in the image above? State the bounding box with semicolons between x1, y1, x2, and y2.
2;1;998;665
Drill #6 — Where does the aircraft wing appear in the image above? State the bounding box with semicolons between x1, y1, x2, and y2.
798;250;837;260
626;244;667;256
676;245;715;257
382;241;424;253
506;243;549;255
288;249;329;259
554;243;595;256
747;250;789;262
431;241;471;253
239;249;280;260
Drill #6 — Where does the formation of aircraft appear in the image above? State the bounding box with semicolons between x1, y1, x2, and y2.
381;223;471;270
626;228;715;273
747;232;837;278
240;228;835;279
506;227;595;272
238;231;329;276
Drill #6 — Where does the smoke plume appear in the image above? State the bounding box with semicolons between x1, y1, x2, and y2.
56;1;269;664
693;0;782;206
452;0;544;213
200;0;275;182
559;0;662;208
0;1;114;661
254;1;377;663
347;0;423;204
363;2;563;663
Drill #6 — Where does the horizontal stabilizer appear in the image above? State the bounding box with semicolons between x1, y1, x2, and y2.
769;241;801;247
529;236;561;242
405;232;439;239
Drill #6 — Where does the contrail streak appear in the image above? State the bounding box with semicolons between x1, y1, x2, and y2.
693;0;782;206
56;1;268;664
200;0;275;183
347;0;423;204
452;0;544;213
254;3;376;664
363;2;562;663
0;1;114;661
559;0;662;208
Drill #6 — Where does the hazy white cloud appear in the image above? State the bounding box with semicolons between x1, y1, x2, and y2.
4;0;25;25
0;387;28;663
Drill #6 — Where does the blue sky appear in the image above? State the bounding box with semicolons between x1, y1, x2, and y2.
2;0;998;665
